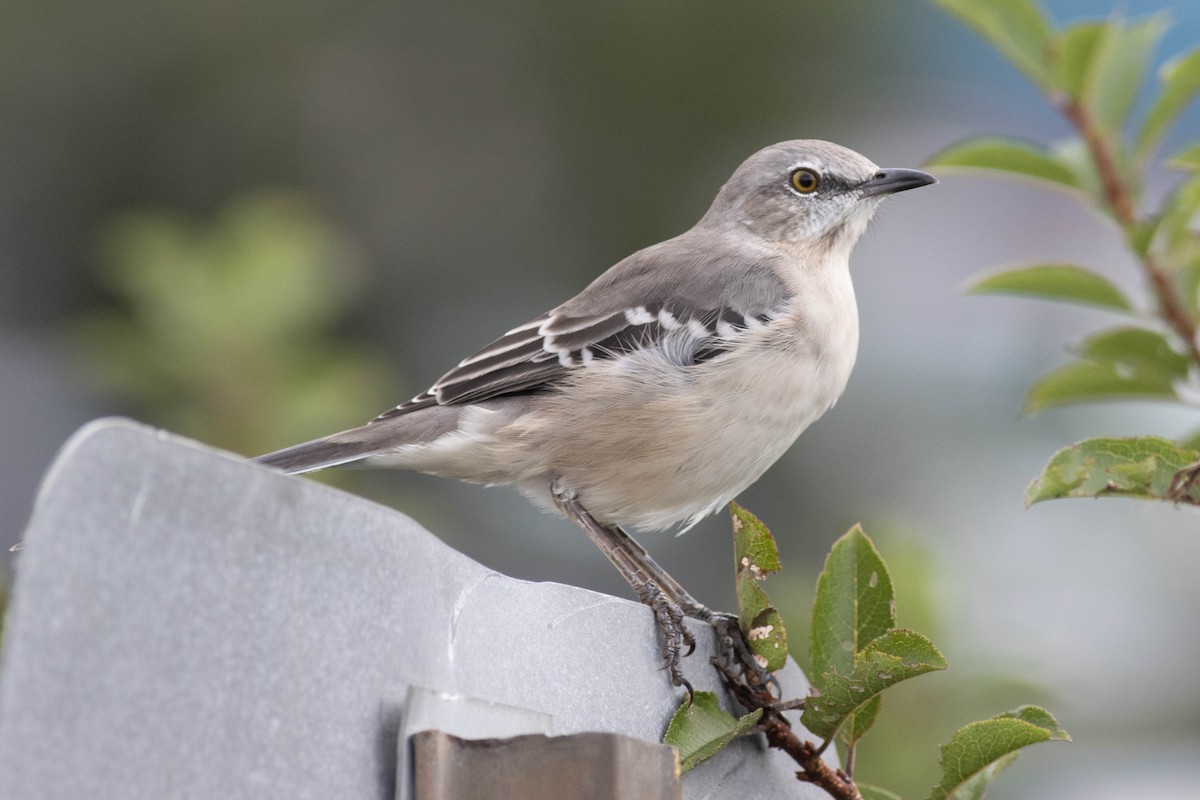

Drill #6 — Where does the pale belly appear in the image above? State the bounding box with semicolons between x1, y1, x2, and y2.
390;298;860;532
502;331;857;531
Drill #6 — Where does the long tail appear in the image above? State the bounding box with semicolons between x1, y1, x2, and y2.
254;405;463;475
255;432;382;474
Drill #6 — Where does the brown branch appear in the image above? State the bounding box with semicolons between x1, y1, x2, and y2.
1055;95;1200;368
714;659;862;800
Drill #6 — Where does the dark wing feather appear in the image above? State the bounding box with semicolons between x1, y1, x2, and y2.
373;303;775;421
372;237;792;422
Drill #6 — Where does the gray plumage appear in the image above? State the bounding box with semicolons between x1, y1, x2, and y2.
257;140;934;533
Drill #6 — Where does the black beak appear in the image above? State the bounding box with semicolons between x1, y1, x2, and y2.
858;168;937;198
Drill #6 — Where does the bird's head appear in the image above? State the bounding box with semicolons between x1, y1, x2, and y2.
703;139;935;258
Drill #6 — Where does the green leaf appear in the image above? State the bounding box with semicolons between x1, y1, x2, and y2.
663;691;763;773
843;695;883;744
1159;174;1200;252
745;606;789;674
1130;215;1163;258
1021;325;1189;414
810;525;895;678
1179;249;1200;313
1024;360;1180;413
1075;327;1190;379
1081;16;1168;137
966;263;1132;311
801;629;946;742
730;504;788;672
859;785;905;800
929;0;1056;89
1048;138;1103;200
1054;21;1108;100
926;137;1081;192
1025;436;1200;506
1137;46;1200;162
1179;426;1200;452
731;502;782;577
810;525;895;743
926;706;1069;800
1168;144;1200;172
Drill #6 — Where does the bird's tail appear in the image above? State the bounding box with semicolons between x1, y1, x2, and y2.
254;404;464;475
255;433;381;474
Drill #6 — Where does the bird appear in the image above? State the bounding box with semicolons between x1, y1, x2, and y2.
256;140;935;689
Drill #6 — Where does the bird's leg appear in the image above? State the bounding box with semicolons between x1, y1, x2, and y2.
592;521;712;619
551;483;774;691
601;520;772;689
550;480;695;691
550;480;771;692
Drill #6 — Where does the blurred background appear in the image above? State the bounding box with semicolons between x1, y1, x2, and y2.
3;0;1199;796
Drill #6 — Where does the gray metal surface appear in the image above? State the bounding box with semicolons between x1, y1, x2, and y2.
0;418;831;799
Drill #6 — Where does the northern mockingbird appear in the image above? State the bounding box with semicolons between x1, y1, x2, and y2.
257;140;934;689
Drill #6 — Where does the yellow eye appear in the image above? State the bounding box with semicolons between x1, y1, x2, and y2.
790;168;820;194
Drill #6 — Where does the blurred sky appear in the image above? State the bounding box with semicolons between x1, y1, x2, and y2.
3;1;1200;798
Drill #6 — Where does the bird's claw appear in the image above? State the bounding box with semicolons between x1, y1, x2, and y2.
707;612;776;695
636;582;695;694
1168;461;1200;503
636;591;778;700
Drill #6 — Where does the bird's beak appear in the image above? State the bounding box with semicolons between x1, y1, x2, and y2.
857;168;937;198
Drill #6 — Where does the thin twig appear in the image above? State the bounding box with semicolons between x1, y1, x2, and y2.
1054;95;1200;368
714;659;862;800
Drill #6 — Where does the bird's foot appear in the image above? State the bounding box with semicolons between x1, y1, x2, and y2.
1168;460;1200;503
693;608;778;696
634;582;697;696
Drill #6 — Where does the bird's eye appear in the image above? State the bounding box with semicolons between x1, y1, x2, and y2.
790;168;820;194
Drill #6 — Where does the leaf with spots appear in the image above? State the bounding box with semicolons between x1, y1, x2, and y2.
663;691;763;773
810;525;895;676
1025;436;1200;506
744;606;788;674
731;502;782;577
801;629;946;742
926;706;1069;800
809;525;896;743
730;503;788;672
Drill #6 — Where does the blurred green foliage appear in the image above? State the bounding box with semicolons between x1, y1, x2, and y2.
928;0;1200;506
76;192;393;455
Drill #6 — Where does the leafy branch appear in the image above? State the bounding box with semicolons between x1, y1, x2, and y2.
663;506;1066;799
927;0;1200;506
1053;85;1200;367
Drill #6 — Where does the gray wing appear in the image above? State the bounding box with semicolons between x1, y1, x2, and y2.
374;234;790;421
